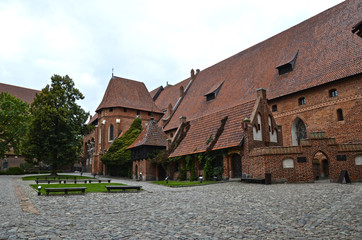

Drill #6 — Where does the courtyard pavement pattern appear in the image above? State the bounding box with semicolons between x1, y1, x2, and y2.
0;174;361;240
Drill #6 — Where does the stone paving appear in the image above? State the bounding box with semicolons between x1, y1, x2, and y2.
0;174;361;240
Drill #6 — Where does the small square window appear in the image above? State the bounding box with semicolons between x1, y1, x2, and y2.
272;105;277;112
148;112;151;116
109;108;113;112
329;89;338;98
298;97;306;105
137;110;140;115
123;108;127;112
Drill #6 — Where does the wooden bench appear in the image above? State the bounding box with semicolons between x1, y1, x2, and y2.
63;179;89;184
105;185;141;193
88;179;111;183
44;187;87;195
35;179;62;184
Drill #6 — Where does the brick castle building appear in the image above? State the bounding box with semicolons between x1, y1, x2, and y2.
86;0;362;182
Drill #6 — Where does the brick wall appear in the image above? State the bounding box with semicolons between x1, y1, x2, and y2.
83;107;163;175
269;75;362;145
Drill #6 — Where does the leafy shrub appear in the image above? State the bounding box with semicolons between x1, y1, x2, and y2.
213;166;224;181
178;168;187;181
101;118;142;177
6;167;24;175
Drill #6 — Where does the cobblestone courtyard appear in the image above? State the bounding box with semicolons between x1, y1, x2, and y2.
0;175;361;240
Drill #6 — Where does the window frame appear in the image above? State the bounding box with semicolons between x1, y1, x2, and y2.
298;97;306;106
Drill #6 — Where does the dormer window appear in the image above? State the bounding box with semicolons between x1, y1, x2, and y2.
206;92;216;101
205;81;224;102
276;50;299;75
352;20;362;38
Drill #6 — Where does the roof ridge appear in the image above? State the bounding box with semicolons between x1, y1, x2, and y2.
0;82;40;92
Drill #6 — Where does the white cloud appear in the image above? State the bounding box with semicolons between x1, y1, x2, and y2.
0;0;344;113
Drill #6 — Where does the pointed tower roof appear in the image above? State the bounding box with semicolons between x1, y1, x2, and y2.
128;117;168;149
96;76;162;113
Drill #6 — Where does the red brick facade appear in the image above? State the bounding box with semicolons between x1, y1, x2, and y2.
269;75;362;145
84;107;162;175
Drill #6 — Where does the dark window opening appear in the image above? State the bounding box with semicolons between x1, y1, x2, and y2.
278;64;293;75
109;124;114;141
206;92;216;101
123;108;127;112
329;89;338;98
276;50;299;75
109;108;113;112
205;81;224;102
148;112;151;116
337;109;344;121
297;157;307;163
337;155;346;161
298;97;306;105
272;105;277;112
137;110;140;115
170;133;174;138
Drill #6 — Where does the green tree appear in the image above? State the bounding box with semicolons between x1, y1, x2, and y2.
23;75;89;175
0;92;30;158
101;118;142;177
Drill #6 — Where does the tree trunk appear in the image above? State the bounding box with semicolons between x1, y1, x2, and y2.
50;163;58;176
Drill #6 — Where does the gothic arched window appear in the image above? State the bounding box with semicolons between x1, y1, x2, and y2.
292;118;307;146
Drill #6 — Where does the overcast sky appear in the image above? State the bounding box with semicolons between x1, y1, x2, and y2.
0;0;344;114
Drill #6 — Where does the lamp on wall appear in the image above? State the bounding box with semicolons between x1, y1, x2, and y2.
102;120;106;125
116;119;120;124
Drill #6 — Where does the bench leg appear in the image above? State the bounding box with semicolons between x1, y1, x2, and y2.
46;191;49;196
65;190;68;195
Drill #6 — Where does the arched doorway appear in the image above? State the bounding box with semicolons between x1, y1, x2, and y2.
231;154;242;178
312;151;329;180
292;117;307;146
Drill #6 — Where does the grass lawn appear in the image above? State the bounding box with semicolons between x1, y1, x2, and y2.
152;180;218;187
22;174;93;181
30;183;130;195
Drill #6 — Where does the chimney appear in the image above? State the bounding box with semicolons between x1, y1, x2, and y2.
191;69;195;79
196;69;200;75
168;104;173;115
179;116;186;124
257;88;267;99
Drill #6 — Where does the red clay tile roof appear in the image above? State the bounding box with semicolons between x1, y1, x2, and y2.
164;0;362;131
170;100;255;158
153;78;191;112
96;76;162;113
128;118;168;149
0;83;39;104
